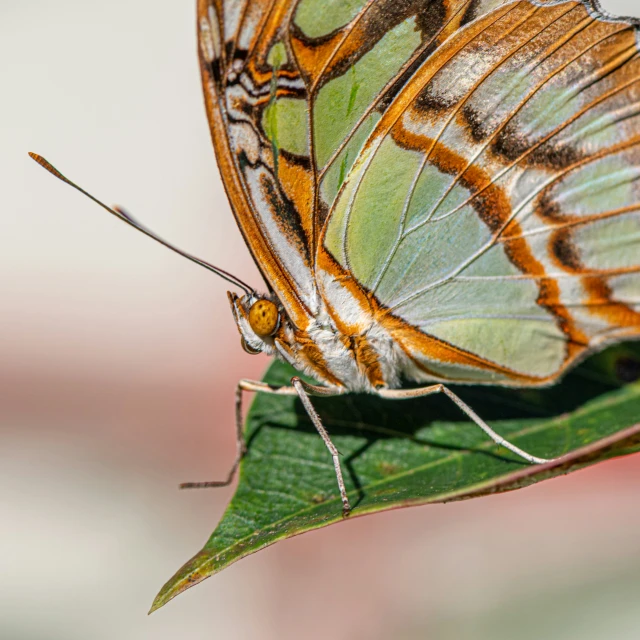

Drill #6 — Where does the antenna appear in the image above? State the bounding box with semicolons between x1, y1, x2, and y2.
28;152;255;295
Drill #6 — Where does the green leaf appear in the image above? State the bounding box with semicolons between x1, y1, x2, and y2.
151;343;640;612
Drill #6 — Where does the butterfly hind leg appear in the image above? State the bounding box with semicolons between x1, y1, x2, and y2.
180;378;352;515
377;384;551;465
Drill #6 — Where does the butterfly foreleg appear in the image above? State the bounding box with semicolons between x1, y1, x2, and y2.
377;385;551;465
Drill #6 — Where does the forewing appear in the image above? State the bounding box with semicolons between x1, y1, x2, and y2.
319;0;640;384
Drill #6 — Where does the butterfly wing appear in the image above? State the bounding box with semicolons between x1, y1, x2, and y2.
313;0;640;385
199;0;640;386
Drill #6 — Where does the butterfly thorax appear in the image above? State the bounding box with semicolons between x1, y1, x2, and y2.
228;290;403;393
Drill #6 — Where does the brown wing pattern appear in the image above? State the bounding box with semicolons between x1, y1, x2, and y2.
198;0;315;327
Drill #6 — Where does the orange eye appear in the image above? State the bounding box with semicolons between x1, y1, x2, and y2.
241;337;261;355
248;299;279;337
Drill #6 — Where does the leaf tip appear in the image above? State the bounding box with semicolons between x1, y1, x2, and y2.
148;597;163;615
149;580;182;614
151;549;215;612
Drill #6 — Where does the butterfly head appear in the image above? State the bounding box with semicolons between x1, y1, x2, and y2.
228;291;282;355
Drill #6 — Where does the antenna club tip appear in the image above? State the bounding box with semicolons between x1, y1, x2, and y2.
28;151;48;168
28;153;67;181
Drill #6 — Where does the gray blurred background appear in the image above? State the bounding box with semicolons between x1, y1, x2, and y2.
3;1;640;638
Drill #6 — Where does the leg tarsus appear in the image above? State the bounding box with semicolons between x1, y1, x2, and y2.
180;380;251;490
438;385;550;464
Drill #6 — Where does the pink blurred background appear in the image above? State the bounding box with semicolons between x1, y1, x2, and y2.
3;1;640;638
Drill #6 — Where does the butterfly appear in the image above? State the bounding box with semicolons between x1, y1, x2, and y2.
31;0;640;516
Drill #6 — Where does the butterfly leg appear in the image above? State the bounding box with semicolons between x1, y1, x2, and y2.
180;379;298;490
290;377;351;517
180;378;351;513
378;385;550;465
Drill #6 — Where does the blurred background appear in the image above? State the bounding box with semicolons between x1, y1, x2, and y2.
2;1;640;638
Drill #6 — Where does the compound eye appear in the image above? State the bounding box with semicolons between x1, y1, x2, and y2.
241;337;261;355
248;299;279;337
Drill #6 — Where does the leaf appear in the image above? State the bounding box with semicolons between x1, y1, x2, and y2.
151;343;640;612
